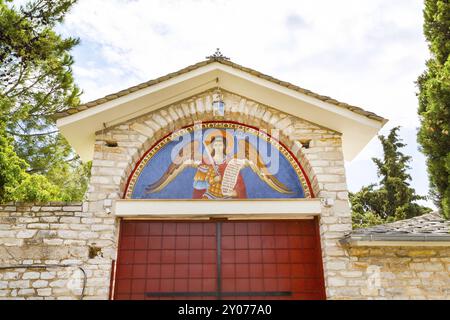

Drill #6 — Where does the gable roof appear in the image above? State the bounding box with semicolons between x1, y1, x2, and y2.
55;57;386;123
341;212;450;246
56;56;388;161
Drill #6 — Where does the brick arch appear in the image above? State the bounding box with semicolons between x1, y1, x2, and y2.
113;90;321;199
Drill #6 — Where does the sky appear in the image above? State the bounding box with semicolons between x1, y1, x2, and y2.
44;0;432;206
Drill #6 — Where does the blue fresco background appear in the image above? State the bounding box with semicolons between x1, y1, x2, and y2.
131;129;305;199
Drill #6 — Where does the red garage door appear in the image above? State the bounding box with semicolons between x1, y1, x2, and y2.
113;219;325;300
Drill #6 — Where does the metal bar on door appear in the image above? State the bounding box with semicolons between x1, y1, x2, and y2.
145;291;292;297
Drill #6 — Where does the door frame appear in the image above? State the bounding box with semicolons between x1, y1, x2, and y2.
110;217;326;300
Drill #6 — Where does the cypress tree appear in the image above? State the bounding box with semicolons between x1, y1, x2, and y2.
350;127;432;228
417;0;450;218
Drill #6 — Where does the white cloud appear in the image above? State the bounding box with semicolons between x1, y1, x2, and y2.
59;0;434;207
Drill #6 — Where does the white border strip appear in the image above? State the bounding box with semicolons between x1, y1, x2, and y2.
114;199;321;219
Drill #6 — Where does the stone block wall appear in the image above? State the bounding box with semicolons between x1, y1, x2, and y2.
0;203;116;300
2;202;448;300
335;246;450;299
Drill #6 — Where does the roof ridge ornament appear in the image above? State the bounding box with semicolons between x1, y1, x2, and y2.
206;48;230;61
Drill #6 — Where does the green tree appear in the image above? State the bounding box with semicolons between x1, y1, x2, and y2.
0;0;89;201
350;127;432;229
0;123;64;202
417;0;450;218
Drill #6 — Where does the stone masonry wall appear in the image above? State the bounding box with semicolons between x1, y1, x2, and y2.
2;203;448;300
0;203;115;300
338;246;450;299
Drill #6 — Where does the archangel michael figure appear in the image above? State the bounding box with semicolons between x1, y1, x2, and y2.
145;130;293;199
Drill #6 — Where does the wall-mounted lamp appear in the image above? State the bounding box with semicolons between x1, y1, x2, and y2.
212;78;225;117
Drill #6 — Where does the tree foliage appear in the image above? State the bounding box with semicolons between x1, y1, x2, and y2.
350;127;432;229
0;123;62;202
0;0;90;202
417;0;450;218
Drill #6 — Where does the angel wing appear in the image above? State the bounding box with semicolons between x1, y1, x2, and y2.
235;139;294;194
145;140;201;194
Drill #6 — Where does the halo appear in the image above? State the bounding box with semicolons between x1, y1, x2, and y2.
203;128;235;157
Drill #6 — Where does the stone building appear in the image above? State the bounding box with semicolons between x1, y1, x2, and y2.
1;53;449;299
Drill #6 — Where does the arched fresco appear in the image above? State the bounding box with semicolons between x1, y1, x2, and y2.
124;122;313;199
